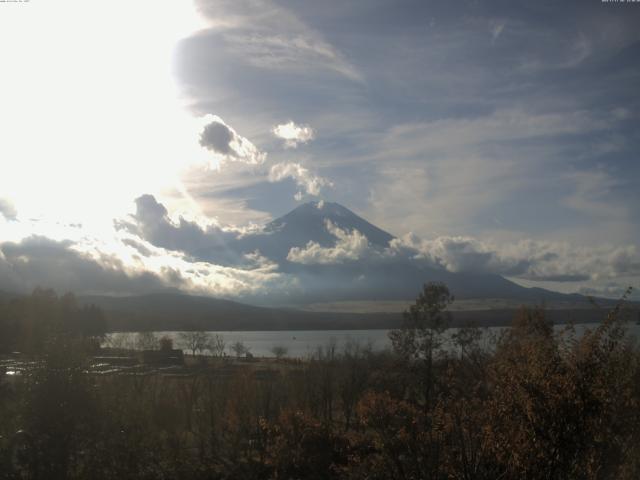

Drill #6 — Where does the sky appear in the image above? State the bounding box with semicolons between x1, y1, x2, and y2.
0;0;639;301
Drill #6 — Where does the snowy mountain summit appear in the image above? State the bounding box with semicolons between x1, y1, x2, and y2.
264;201;394;250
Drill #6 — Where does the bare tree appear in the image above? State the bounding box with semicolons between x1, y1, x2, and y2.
135;331;158;350
104;332;136;350
179;331;212;356
210;333;226;357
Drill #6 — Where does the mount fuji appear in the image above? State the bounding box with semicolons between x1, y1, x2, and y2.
231;201;585;306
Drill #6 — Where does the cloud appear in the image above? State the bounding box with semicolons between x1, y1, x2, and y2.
200;119;234;155
192;0;362;82
179;164;276;226
389;233;640;283
578;283;638;301
116;194;250;266
121;238;153;257
109;196;299;297
0;232;294;299
272;121;315;148
268;162;332;198
561;170;626;221
389;234;527;277
119;192;636;299
0;235;175;295
287;220;373;265
379;108;605;160
199;115;266;165
364;107;631;240
0;198;17;221
175;0;640;258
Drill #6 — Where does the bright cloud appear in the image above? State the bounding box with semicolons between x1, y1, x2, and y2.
0;226;292;299
268;162;333;198
272;121;315;148
0;199;17;221
287;221;372;265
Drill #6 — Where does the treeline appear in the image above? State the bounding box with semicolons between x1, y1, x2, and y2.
0;288;106;354
1;284;639;479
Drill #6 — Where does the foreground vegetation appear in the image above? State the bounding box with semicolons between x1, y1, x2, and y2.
1;285;639;479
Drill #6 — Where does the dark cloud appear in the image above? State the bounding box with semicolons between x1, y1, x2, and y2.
531;273;590;283
131;194;168;226
200;119;234;155
0;236;176;295
121;238;153;257
116;194;250;266
197;116;266;164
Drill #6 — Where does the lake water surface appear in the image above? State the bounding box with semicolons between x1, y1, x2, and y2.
105;323;640;358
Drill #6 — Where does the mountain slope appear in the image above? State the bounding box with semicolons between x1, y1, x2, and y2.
79;292;402;331
234;201;588;305
79;292;613;332
234;201;393;263
265;201;394;248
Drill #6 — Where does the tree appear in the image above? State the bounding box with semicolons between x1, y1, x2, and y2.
159;336;173;351
179;331;212;356
451;321;483;360
270;345;288;360
388;282;453;408
339;339;371;430
104;332;136;350
231;340;248;358
22;336;99;478
389;282;453;359
77;304;107;340
210;333;226;357
0;290;107;354
482;293;640;479
135;331;158;350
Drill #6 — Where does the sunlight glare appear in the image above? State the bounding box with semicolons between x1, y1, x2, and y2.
0;0;210;235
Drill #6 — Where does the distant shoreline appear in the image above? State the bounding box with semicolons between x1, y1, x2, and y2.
102;307;633;333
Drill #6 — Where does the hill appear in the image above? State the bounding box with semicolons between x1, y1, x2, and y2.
77;292;619;332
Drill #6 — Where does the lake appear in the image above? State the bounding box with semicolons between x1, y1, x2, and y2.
105;323;640;358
